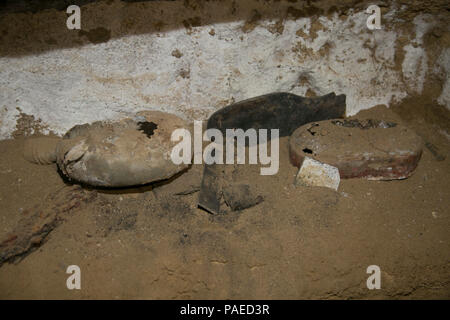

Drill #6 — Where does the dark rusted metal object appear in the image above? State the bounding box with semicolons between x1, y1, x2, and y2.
198;92;346;214
0;186;97;267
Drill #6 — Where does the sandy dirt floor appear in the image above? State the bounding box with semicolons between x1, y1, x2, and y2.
0;102;449;299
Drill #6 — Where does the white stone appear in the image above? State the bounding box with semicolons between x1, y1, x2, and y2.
295;157;340;191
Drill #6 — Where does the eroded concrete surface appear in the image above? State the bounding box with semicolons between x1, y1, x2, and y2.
0;0;449;138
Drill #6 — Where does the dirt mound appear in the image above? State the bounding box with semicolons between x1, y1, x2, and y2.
0;105;449;299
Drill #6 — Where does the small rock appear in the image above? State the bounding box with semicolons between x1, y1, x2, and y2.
171;49;183;58
295;157;340;191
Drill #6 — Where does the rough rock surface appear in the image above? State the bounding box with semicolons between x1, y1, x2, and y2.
289;118;423;180
0;0;448;139
295;156;340;190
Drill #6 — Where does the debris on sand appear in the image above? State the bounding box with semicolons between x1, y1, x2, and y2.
198;92;346;214
425;141;446;161
222;183;264;212
0;186;96;266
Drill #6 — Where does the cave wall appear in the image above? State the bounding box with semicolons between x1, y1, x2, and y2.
0;0;448;138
